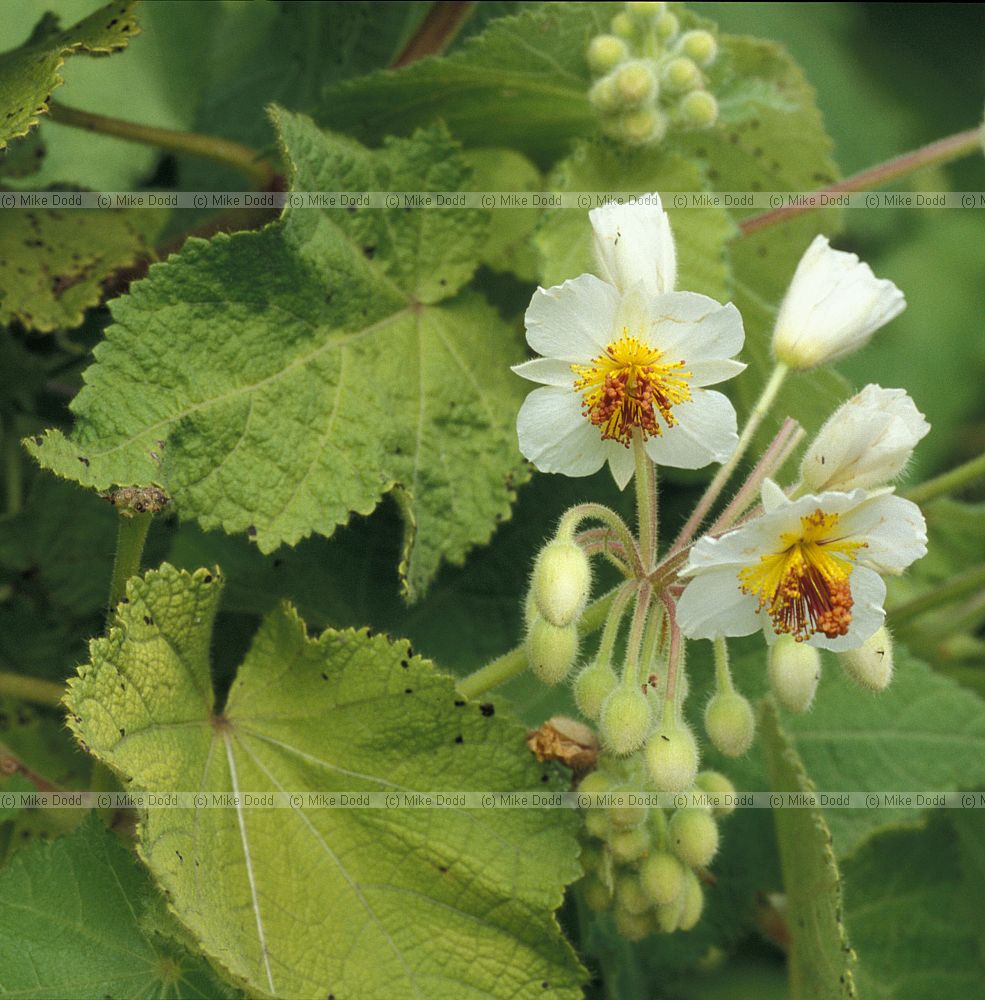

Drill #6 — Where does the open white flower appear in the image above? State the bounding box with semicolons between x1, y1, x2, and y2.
801;384;930;493
772;235;906;370
513;196;745;488
676;481;927;651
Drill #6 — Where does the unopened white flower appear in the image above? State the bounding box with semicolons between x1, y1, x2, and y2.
801;385;930;492
514;196;745;487
676;482;927;651
772;235;906;370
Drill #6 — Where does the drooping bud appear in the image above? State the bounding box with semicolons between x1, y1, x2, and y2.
678;89;718;128
645;722;699;792
614;60;658;107
695;770;737;817
526;618;579;685
655;11;679;41
587;34;629;75
609;824;650;864
640;850;686;906
677;868;704;930
600;687;653;755
618;107;668;146
610;12;636;38
582;874;613;912
616;873;652;916
573;658;620;720
838;625;894;691
589;74;622;113
655;897;683;933
768;635;821;713
668;807;719;869
678;29;718;66
608;786;648;829
703;689;755;757
626;1;665;22
772;235;906;370
532;539;592;627
614;906;653;941
800;385;930;493
661;57;701;93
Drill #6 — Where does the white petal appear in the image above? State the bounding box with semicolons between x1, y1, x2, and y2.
590;195;677;297
688;358;747;388
516;386;606;477
606;443;636;490
805;566;886;652
643;389;738;469
676;568;762;639
524;274;619;362
836;493;928;574
647;295;745;362
511;357;574;387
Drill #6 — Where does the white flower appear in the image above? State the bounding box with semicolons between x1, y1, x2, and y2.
772;235;906;370
676;482;927;651
513;196;745;487
801;384;930;493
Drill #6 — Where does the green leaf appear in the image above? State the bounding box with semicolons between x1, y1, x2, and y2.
0;206;159;332
0;817;239;998
65;564;585;999
534;141;736;302
759;700;856;1000
0;0;139;151
844;815;985;999
27;109;529;598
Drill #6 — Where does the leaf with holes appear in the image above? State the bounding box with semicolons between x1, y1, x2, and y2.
64;564;584;999
26;108;528;598
0;0;139;150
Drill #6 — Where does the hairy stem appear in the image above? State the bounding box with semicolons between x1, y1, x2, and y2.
391;1;476;67
107;513;152;615
633;430;658;571
740;125;984;236
0;671;63;708
621;583;653;690
558;502;643;576
713;637;734;693
48;102;276;189
905;451;985;506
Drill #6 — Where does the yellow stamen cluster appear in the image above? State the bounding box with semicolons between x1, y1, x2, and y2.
571;334;692;447
737;509;866;642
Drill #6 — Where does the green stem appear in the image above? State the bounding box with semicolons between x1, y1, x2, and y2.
0;671;63;708
2;420;22;516
713;637;734;693
47;102;276;189
740;125;984;236
596;582;638;666
391;1;476;66
621;583;653;690
558;502;642;576
457;586;619;700
107;513;152;615
905;451;985;506
671;362;789;553
633;429;658;570
888;562;985;625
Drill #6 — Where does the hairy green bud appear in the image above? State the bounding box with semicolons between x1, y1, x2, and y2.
768;635;821;712
608;787;648;829
608;824;650;864
532;539;592;627
527;617;578;685
654;897;683;933
573;658;620;720
600;687;653;755
626;0;665;21
615;60;658;107
662;56;701;93
619;107;668;146
616;873;652;916
679;89;719;128
656;11;679;41
695;770;737;817
579;840;605;877
584;808;610;840
838;626;894;691
704;689;755;757
669;808;719;869
679;29;718;66
645;722;699;792
610;12;636;39
614;906;653;941
582;874;613;912
589;75;622;113
678;869;704;930
587;33;629;74
639;850;686;906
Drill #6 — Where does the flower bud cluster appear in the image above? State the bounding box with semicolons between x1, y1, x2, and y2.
577;762;736;939
586;2;720;146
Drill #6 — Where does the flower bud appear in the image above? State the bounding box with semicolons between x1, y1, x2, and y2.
695;771;737;817
587;34;629;75
610;12;636;38
615;60;658;107
608;787;648;829
679;29;718;66
582;874;613;911
626;1;665;22
532;539;592;627
678;89;718;128
801;385;930;493
656;11;679;41
616;873;652;915
654;896;684;933
527;618;578;685
668;808;718;869
768;636;821;713
838;625;893;691
618;107;667;146
772;235;906;370
584;808;610;840
614;906;653;941
645;722;699;792
640;850;686;906
703;690;755;757
573;658;620;720
579;840;605;876
661;57;701;93
589;75;622;113
600;687;653;755
678;868;704;931
609;824;650;864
